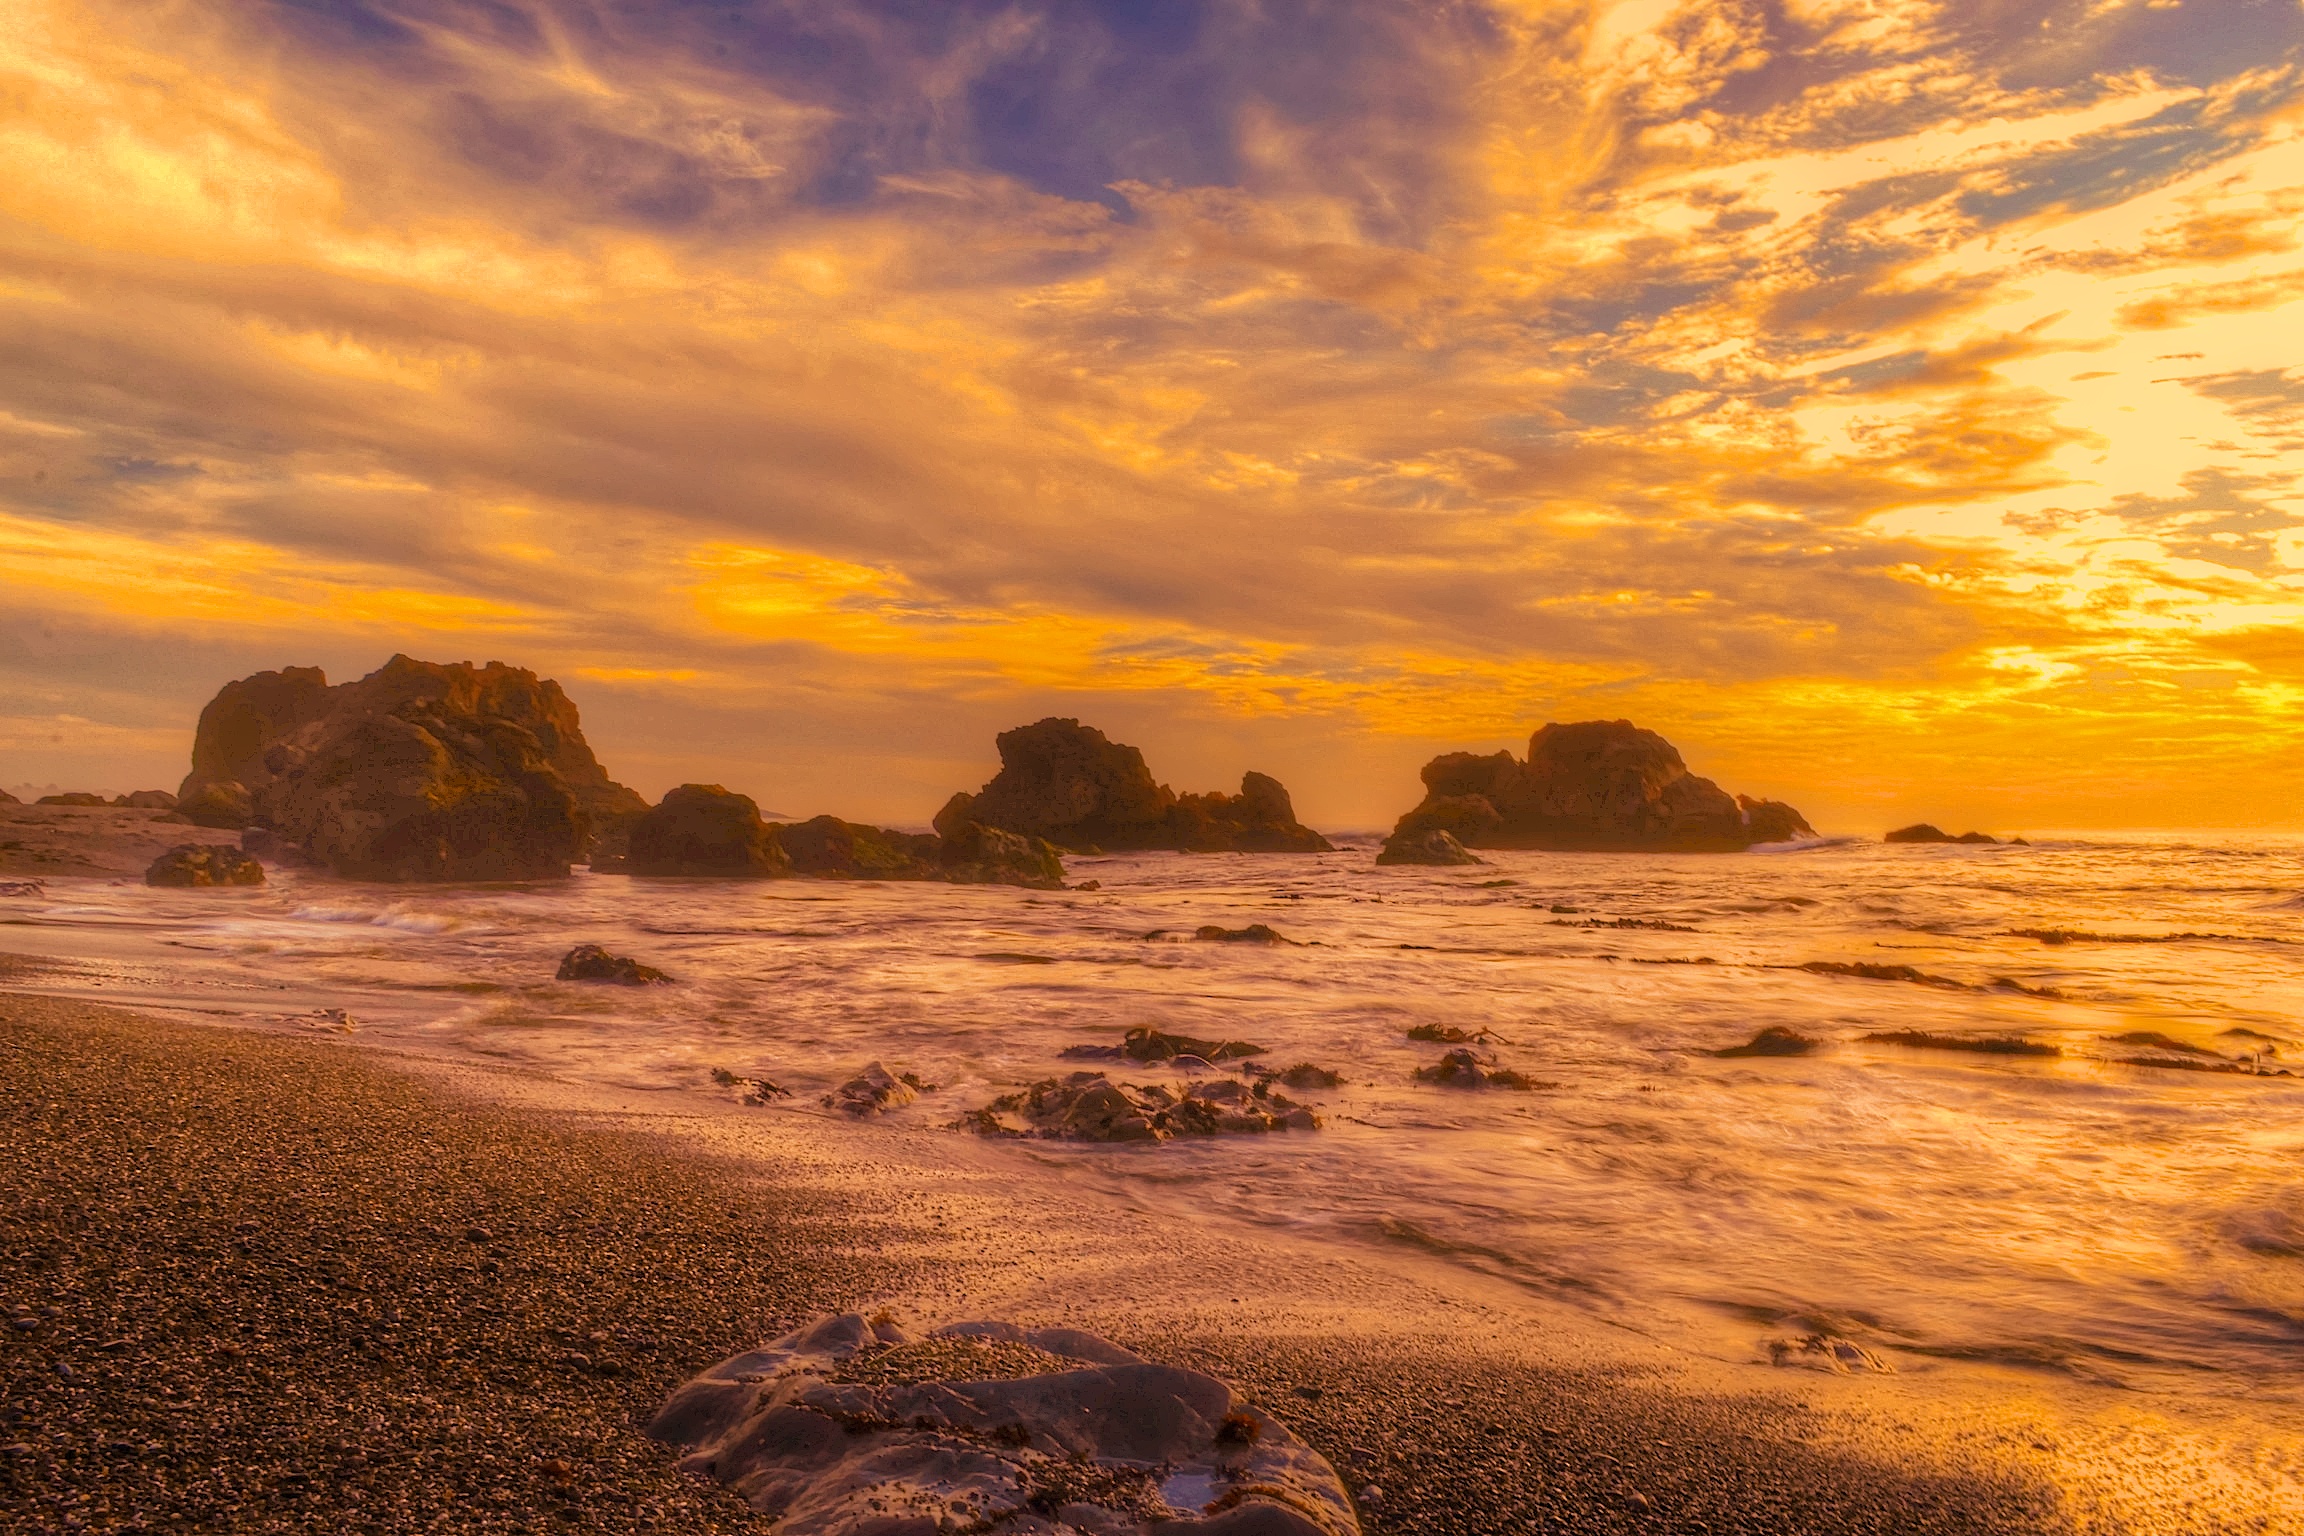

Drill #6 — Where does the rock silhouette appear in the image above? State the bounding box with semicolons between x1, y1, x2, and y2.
176;656;648;880
939;718;1330;853
627;785;792;877
1382;720;1812;855
621;790;1067;889
1885;823;2001;844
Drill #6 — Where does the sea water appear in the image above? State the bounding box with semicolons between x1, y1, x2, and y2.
5;832;2301;1400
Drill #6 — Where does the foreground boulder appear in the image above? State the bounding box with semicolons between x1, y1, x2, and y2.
175;655;649;880
970;1071;1316;1140
145;844;266;888
651;1313;1358;1535
1382;720;1812;855
939;718;1331;853
627;785;792;877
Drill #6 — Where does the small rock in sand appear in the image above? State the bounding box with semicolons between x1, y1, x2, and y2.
555;944;671;985
651;1312;1360;1536
144;844;266;888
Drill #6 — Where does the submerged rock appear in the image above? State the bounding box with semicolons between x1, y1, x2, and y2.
1711;1026;1818;1058
972;1071;1317;1140
1385;720;1813;853
1375;828;1484;866
1193;923;1293;944
1123;1025;1266;1063
940;718;1332;853
628;785;791;878
175;656;649;879
1412;1048;1544;1089
651;1313;1359;1536
1862;1030;2060;1057
144;844;266;888
556;944;671;985
1800;961;1964;990
1885;824;2000;845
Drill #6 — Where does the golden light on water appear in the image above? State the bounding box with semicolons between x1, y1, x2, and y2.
4;0;2304;825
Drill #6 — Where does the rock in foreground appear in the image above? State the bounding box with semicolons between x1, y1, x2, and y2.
1383;720;1812;855
651;1313;1358;1536
144;844;266;888
175;656;649;881
939;718;1332;853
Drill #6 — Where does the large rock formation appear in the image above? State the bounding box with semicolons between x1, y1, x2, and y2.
176;655;649;881
626;785;792;877
938;718;1331;853
1382;720;1812;855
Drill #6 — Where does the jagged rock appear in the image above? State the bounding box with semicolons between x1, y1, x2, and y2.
174;656;648;880
1412;1048;1543;1089
556;943;670;985
651;1313;1358;1535
971;1070;1316;1141
1375;828;1484;866
1885;823;1999;844
1123;1026;1266;1063
943;718;1331;853
37;793;108;807
628;785;792;877
144;844;266;888
1386;720;1813;853
827;1062;922;1116
115;790;179;810
1712;1026;1819;1058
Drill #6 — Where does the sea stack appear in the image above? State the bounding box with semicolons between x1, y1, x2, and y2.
176;655;649;881
937;718;1331;853
1381;719;1811;856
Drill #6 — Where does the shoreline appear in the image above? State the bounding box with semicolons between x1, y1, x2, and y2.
2;991;2127;1535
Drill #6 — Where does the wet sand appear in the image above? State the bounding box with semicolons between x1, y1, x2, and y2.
0;992;2084;1535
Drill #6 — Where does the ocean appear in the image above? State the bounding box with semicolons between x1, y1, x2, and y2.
7;831;2302;1402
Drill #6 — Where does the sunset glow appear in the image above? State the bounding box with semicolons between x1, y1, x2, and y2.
6;0;2304;828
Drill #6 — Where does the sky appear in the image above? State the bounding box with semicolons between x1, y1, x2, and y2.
4;0;2304;832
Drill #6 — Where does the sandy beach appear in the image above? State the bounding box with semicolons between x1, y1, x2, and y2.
1;990;2101;1535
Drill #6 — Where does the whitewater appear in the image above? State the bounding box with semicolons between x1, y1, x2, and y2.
6;831;2302;1403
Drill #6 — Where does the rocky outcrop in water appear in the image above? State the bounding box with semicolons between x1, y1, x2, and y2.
939;718;1331;853
626;785;792;877
556;944;670;985
175;656;649;880
1381;720;1812;856
651;1313;1359;1535
1885;823;2002;844
1412;1048;1544;1089
826;1062;923;1116
968;1070;1317;1141
145;844;266;888
1373;828;1483;866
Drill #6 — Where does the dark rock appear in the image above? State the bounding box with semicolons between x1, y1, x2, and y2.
37;792;108;806
1405;1024;1499;1044
1412;1048;1542;1089
1272;1063;1342;1089
652;1314;1356;1534
1375;828;1484;866
1073;878;1103;891
1194;923;1292;944
0;787;17;805
943;718;1332;853
556;944;670;985
1885;823;2000;844
1385;720;1813;853
776;815;939;879
1801;960;1963;989
826;1062;919;1116
239;826;311;864
1124;1026;1265;1062
144;844;266;888
115;790;179;810
627;785;791;878
932;818;1068;889
1711;1026;1818;1058
178;780;255;829
710;1066;788;1104
175;656;648;880
0;879;44;897
1862;1030;2060;1057
972;1071;1317;1140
